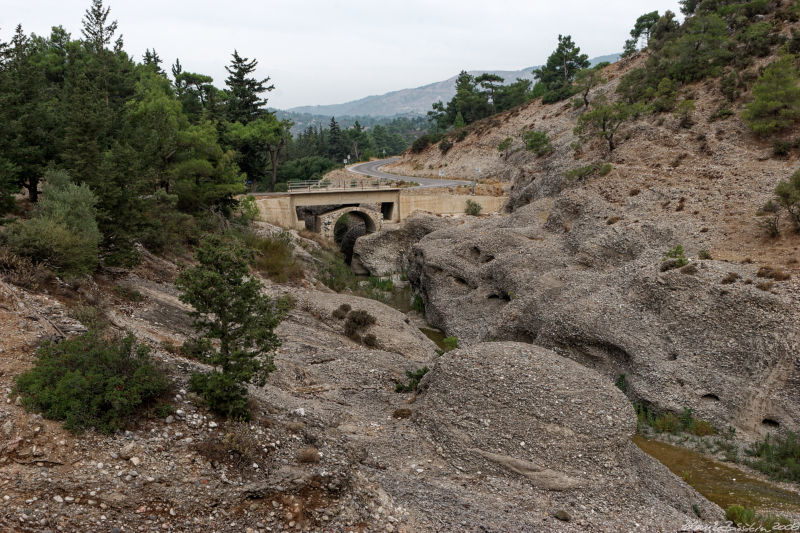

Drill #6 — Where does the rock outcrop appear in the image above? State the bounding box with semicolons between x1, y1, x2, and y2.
408;190;800;437
353;212;457;276
415;341;722;530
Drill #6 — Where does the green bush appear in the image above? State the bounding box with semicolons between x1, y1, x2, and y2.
725;504;790;530
745;432;800;483
465;199;482;216
241;230;303;283
773;169;800;229
410;133;443;153
395;367;429;393
442;336;459;352
5;170;100;279
743;56;800;137
368;276;395;291
523;130;553;156
456;129;468;142
412;294;425;313
439;138;453;155
497;138;513;152
564;162;612;181
14;332;169;433
189;371;250;420
662;245;689;269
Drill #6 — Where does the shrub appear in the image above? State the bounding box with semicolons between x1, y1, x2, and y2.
189;372;250;420
456;129;468;142
721;272;740;284
442;336;459;352
439;138;453;155
757;200;781;237
774;169;800;229
497;138;513;152
363;333;378;347
241;231;303;283
711;105;734;121
726;504;791;530
410;133;443;153
297;446;320;464
615;373;628;394
773;140;792;158
698;249;712;260
663;245;689;269
465;199;482;216
14;332;169;433
343;309;376;340
368;276;395;291
675;99;695;128
5;170;100;279
653;412;681;434
0;246;51;289
412;294;425;313
743;56;800;137
395;367;429;393
332;303;351;320
565;162;612;181
746;432;800;483
523;130;553;156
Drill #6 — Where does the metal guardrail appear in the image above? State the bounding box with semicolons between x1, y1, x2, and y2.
287;178;393;192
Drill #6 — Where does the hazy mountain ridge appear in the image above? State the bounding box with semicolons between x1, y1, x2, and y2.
286;54;620;118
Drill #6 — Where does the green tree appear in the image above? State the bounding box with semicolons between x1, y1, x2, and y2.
176;235;288;419
575;96;638;152
534;35;589;101
631;12;661;47
227;115;292;191
224;50;273;124
574;64;607;108
327;117;348;161
774;169;800;229
476;73;504;113
0;25;59;204
742;56;800;137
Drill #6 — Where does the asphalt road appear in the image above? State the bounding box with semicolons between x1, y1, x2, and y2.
348;157;472;188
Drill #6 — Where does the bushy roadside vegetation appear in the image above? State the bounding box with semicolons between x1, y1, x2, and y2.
14;332;170;433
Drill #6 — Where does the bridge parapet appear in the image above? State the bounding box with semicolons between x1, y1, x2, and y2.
288;178;392;192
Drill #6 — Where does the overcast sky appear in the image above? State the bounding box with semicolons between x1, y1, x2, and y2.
4;0;682;109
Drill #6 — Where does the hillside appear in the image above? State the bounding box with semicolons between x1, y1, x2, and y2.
385;56;800;268
347;1;800;498
286;54;619;118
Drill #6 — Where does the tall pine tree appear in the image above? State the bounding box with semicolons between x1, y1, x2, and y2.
224;50;273;124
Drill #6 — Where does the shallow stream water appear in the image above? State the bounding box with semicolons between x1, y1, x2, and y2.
634;435;800;513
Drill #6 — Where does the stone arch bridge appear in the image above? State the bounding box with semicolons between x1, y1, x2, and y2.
251;185;505;241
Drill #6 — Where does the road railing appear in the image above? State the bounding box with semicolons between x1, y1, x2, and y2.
287;178;394;192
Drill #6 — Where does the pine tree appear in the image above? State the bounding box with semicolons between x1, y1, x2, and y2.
328;117;347;161
743;56;800;137
224;50;273;124
534;35;589;101
81;0;118;53
142;48;163;74
177;235;288;419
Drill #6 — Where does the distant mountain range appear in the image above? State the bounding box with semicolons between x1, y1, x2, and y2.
285;54;620;118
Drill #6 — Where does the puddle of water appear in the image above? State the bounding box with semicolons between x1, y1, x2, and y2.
419;327;448;351
633;435;800;512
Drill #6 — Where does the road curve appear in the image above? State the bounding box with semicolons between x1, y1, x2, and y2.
348;157;472;188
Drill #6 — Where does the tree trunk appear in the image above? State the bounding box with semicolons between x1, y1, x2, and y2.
27;176;38;203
